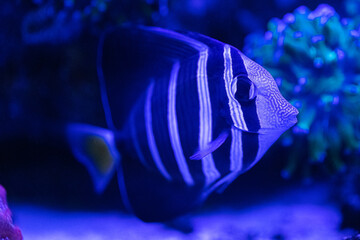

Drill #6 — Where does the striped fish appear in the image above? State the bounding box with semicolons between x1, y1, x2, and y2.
67;26;298;222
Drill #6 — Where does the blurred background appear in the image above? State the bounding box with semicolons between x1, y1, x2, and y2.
1;0;360;239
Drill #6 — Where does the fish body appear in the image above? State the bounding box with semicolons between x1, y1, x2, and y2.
67;26;298;222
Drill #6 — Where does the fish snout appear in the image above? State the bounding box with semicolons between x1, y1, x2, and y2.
287;104;299;124
277;101;299;129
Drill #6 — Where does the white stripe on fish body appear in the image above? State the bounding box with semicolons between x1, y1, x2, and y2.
223;45;248;131
196;48;221;187
145;81;172;180
220;127;245;190
230;127;243;172
167;61;195;186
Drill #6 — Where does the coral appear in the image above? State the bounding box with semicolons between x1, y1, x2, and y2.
0;185;23;240
243;4;360;178
22;0;112;44
21;0;173;45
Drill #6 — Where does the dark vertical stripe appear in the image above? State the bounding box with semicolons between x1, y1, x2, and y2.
239;99;261;132
241;131;259;171
212;132;231;176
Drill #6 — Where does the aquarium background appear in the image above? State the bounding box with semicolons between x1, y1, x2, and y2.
1;0;360;239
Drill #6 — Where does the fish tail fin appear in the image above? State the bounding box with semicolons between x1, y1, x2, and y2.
66;123;120;194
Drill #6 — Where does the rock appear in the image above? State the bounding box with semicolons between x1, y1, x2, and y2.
0;185;23;240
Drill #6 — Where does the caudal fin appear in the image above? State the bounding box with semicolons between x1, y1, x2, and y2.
66;123;120;193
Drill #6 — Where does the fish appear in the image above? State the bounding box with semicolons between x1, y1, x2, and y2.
0;185;23;240
67;25;298;222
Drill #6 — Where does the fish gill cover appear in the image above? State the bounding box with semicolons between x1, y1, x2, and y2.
244;3;360;180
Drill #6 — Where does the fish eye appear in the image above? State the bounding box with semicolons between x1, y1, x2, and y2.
231;75;257;102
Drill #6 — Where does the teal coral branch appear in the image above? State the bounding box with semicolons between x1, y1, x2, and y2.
244;3;360;178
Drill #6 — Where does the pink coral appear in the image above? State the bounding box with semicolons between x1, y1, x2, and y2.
0;185;22;240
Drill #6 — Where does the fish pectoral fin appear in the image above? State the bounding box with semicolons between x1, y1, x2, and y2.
66;123;120;194
190;130;229;160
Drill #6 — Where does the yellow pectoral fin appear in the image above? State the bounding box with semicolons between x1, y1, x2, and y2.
84;135;115;175
67;123;120;193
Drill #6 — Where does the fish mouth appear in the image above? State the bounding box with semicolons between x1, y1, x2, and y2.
288;105;299;124
288;114;298;125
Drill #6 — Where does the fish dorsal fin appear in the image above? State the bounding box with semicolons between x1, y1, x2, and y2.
97;26;212;130
190;130;229;160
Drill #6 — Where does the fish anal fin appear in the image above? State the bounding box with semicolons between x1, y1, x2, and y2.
190;130;229;160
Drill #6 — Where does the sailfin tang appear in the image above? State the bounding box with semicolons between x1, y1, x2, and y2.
66;123;120;193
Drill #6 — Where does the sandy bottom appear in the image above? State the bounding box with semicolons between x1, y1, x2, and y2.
12;184;357;240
